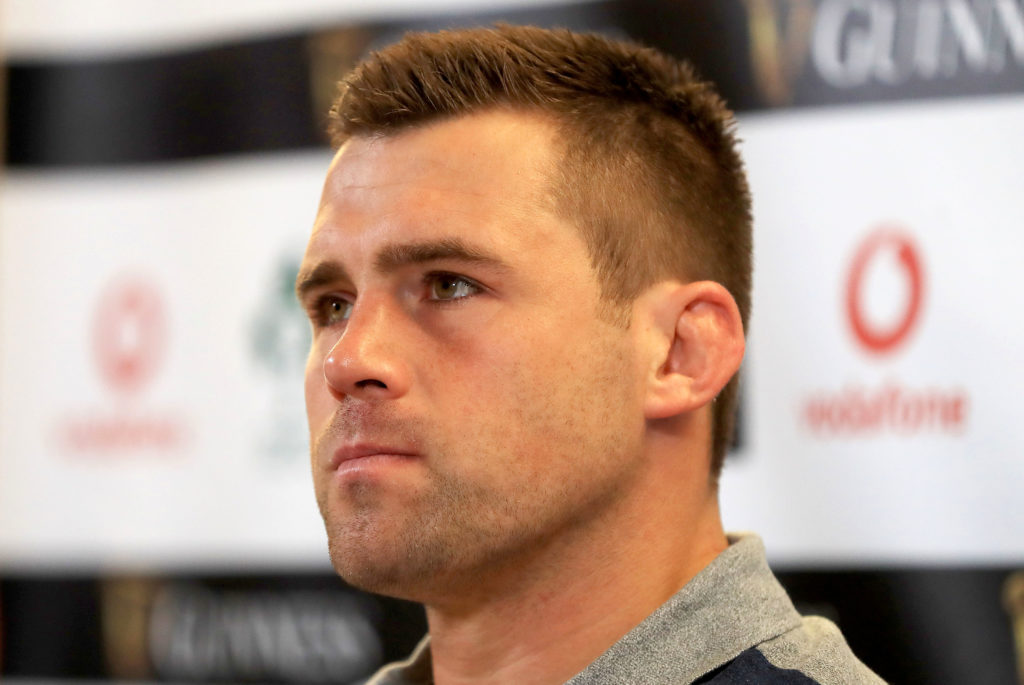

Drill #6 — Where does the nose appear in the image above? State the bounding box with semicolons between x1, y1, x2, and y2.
323;297;411;401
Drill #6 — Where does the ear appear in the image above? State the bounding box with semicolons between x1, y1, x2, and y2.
641;281;746;420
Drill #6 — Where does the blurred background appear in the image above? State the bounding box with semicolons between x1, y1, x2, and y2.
2;0;1023;682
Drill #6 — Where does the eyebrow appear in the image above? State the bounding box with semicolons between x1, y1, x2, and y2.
295;261;350;302
295;237;509;301
374;237;509;272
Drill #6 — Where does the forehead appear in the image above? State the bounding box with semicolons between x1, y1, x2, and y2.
306;110;572;259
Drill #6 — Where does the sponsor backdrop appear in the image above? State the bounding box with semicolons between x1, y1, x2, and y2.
2;0;1023;682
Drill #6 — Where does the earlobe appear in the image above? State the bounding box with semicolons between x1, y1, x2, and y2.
642;281;745;420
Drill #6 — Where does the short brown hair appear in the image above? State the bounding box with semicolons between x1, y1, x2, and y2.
329;24;752;480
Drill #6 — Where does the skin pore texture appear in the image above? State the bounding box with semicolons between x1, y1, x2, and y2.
298;109;745;685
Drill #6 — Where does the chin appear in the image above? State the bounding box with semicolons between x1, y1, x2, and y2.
326;533;446;601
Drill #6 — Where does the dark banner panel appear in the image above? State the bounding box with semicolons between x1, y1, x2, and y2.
7;0;1024;167
6;36;321;167
2;568;1022;683
778;568;1024;684
623;0;1024;109
3;2;620;167
0;573;426;683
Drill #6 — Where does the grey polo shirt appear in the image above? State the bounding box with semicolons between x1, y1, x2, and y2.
367;534;885;684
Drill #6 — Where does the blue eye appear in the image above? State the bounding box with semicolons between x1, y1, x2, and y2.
427;273;481;301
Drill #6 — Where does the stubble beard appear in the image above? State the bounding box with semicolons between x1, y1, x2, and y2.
310;407;537;601
317;447;640;606
320;467;512;600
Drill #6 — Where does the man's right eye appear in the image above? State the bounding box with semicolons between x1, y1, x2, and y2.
313;296;353;326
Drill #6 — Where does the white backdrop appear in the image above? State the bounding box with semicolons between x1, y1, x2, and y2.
2;0;1022;571
724;95;1024;564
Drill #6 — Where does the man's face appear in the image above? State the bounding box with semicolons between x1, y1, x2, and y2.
298;111;649;601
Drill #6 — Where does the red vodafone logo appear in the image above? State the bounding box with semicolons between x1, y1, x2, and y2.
803;229;967;437
92;276;166;394
57;274;184;454
845;228;924;355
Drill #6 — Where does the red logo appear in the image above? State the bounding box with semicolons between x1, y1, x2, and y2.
802;229;967;437
93;276;166;394
845;228;924;355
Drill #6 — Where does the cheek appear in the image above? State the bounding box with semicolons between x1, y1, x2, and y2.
434;328;631;465
426;325;560;407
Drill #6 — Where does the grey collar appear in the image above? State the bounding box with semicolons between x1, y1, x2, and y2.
566;533;802;683
368;534;798;684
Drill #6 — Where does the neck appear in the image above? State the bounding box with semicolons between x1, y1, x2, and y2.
424;439;727;685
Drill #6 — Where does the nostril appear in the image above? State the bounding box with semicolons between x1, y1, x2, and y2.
355;379;388;389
